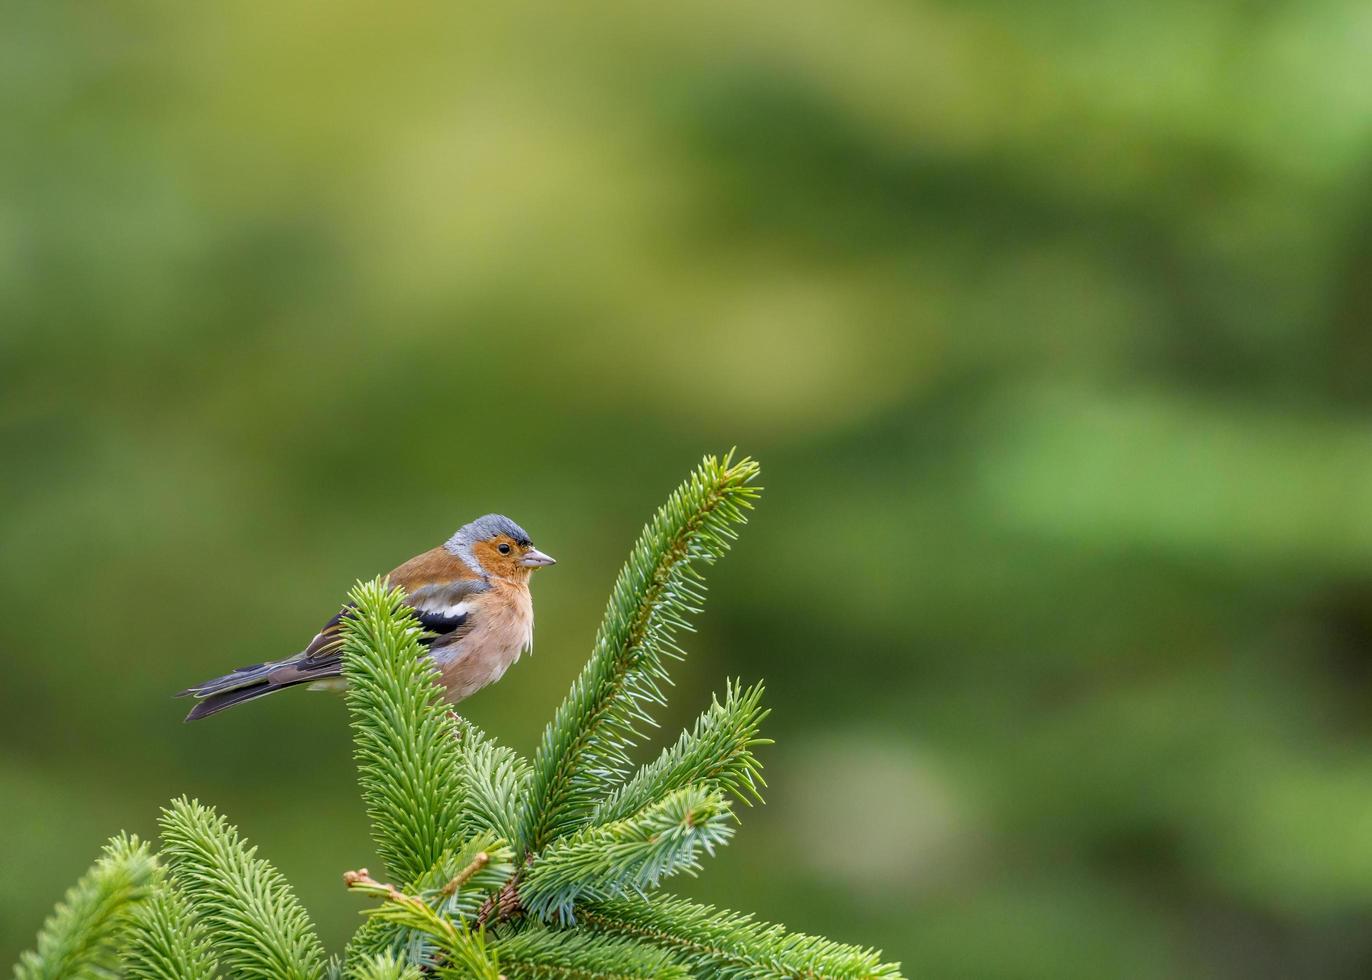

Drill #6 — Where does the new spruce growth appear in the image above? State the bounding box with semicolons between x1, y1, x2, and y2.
12;453;901;978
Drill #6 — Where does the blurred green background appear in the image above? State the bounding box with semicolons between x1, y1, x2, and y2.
4;1;1372;976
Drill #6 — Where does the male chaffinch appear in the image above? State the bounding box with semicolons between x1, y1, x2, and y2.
179;514;555;721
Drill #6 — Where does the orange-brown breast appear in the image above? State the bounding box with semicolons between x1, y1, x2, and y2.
435;580;534;702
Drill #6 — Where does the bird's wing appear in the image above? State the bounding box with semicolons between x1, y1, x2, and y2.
388;544;489;640
264;548;480;667
291;549;488;667
298;607;348;663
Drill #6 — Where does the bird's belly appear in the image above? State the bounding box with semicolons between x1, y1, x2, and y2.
431;598;532;702
434;639;524;702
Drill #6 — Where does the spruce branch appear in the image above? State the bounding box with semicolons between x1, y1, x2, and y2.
344;917;431;975
410;833;517;923
341;578;467;887
490;924;689;980
122;875;217;979
344;869;498;980
344;837;514;971
158;797;326;980
453;715;533;846
592;679;770;826
521;786;735;921
444;851;491;895
346;951;424;980
524;452;761;851
13;833;157;980
580;895;904;979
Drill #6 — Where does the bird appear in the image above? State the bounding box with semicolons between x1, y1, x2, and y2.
178;514;555;721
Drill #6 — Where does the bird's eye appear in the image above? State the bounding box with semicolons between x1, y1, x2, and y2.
498;543;511;555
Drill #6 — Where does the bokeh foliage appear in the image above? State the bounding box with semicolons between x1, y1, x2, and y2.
4;1;1372;976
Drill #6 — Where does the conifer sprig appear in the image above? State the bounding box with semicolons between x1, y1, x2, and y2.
591;679;770;826
343;916;431;974
122;876;217;979
580;895;904;979
346;951;423;980
158;797;326;980
340;838;511;970
524;452;761;851
13;833;157;980
521;786;735;921
406;833;515;923
341;579;468;887
344;869;498;980
453;716;533;846
489;924;690;980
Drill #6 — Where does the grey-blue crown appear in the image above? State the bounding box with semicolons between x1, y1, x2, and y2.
447;514;532;551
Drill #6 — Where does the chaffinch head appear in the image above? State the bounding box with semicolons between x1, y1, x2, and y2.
179;514;555;721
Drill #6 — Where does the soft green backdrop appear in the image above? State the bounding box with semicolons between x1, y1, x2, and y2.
4;2;1372;976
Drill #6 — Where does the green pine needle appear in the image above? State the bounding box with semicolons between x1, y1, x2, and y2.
344;869;499;980
122;876;217;979
158;797;326;980
346;951;423;980
523;451;761;851
342;832;512;970
580;895;904;979
13;833;157;980
592;678;770;826
521;785;735;921
344;917;432;975
408;833;517;923
453;716;533;846
341;578;468;887
490;923;690;980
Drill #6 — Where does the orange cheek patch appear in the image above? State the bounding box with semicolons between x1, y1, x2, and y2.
472;538;523;578
471;540;497;566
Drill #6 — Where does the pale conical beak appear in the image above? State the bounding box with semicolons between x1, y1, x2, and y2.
520;548;557;568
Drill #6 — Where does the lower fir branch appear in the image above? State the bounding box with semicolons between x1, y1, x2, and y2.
452;715;534;846
343;916;437;975
443;851;491;896
590;679;771;827
122;876;217;979
13;833;158;980
489;924;690;980
346;950;424;980
520;786;735;921
408;834;517;922
159;798;327;980
578;895;904;980
344;869;499;980
342;841;513;973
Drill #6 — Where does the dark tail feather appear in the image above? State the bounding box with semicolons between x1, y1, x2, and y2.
182;682;286;721
178;660;340;721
